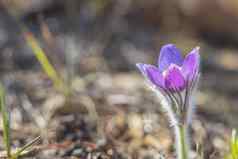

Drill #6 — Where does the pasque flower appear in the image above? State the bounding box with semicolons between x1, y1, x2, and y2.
137;44;200;92
137;44;200;159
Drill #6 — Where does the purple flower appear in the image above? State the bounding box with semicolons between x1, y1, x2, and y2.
137;44;200;92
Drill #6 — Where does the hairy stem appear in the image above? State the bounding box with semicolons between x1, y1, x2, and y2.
175;124;189;159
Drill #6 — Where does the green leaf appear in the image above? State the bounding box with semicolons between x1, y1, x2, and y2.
226;129;238;159
0;83;11;158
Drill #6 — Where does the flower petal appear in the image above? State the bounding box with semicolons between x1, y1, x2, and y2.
136;63;165;88
182;47;200;81
158;44;183;72
136;63;147;76
164;64;185;91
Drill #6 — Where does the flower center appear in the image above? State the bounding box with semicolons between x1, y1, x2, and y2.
162;64;182;77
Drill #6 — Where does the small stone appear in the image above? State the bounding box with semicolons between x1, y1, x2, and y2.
72;148;84;157
107;149;113;156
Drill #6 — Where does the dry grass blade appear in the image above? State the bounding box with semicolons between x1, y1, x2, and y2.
23;31;69;96
12;136;41;159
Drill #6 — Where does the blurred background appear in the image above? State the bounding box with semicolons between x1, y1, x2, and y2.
0;0;238;158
